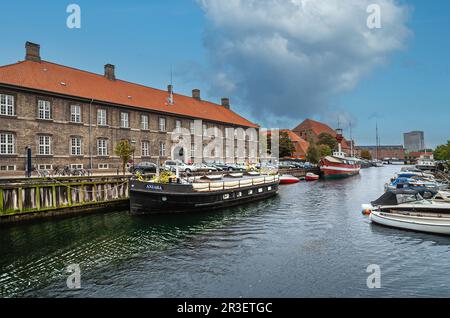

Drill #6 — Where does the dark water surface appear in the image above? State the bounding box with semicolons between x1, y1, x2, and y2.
2;165;450;298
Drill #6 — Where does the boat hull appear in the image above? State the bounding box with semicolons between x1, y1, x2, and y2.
370;210;450;235
319;157;361;179
279;176;300;184
129;180;279;215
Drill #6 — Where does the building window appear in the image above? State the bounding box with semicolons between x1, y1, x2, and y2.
38;164;52;170
120;112;129;128
38;135;52;155
70;105;81;123
71;164;83;169
0;94;14;116
175;120;181;133
38;100;51;120
0;165;16;171
97;109;107;126
98;163;109;170
159;117;166;132
0;133;15;155
97;139;108;156
70;137;82;156
159;141;166;156
203;124;207;137
141;115;149;130
191;143;195;158
141;141;150;157
190;121;195;135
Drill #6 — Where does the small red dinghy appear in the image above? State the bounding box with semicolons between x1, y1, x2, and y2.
279;175;300;184
305;172;320;181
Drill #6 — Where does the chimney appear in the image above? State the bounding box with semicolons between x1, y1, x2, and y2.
192;89;201;100
25;42;41;62
104;64;116;81
168;84;173;94
221;98;230;109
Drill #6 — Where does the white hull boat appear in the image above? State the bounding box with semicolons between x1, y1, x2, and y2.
370;210;450;235
362;190;450;235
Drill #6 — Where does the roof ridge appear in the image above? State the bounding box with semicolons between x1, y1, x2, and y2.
38;60;229;108
0;60;26;70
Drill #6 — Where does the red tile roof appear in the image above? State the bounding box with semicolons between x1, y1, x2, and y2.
281;130;310;158
0;60;258;128
292;118;351;149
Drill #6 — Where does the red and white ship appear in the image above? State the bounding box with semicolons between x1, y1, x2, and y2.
319;128;361;179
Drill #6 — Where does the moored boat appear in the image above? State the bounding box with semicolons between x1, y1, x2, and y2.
279;175;300;184
362;190;450;235
130;174;279;215
319;128;361;179
305;172;319;181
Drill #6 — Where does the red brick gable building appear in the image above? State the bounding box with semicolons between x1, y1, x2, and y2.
292;119;351;152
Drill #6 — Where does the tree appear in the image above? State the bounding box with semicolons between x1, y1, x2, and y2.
279;131;295;158
317;132;338;151
115;140;134;175
307;143;320;164
361;149;372;160
434;141;450;161
317;144;332;158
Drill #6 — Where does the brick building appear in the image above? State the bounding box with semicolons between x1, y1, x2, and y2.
0;42;258;175
356;145;405;160
292;119;352;153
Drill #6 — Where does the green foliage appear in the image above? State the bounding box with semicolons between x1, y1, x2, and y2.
307;143;320;164
151;170;175;184
434;141;450;161
317;144;332;158
317;132;338;151
279;131;296;158
115;140;134;175
361;149;372;160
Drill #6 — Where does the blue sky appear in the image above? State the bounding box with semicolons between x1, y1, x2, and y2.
0;0;448;148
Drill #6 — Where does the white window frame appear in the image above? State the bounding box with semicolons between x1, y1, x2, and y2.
97;139;108;157
159;141;166;156
70;105;81;123
0;94;14;116
38;164;53;170
159;117;166;132
0;165;16;171
190;121;195;135
0;132;15;155
70;137;82;156
97;109;107;126
98;163;109;170
191;143;195;158
71;164;83;169
38;100;51;120
175;120;181;133
203;124;207;137
38;135;52;155
141;141;150;157
141;115;149;130
120;112;129;128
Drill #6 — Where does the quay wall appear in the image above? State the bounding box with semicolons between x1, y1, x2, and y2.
0;175;129;224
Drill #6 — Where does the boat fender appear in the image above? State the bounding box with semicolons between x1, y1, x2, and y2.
362;209;372;216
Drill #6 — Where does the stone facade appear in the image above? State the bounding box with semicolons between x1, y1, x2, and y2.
0;88;256;175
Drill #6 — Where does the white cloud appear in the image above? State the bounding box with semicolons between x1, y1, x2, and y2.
197;0;411;127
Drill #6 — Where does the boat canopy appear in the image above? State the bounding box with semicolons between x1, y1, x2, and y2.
371;189;436;206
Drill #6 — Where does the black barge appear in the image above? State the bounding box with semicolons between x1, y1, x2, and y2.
129;175;279;215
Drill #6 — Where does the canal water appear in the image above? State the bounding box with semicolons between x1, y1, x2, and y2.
2;165;450;298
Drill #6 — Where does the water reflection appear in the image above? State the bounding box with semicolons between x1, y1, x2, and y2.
1;166;450;297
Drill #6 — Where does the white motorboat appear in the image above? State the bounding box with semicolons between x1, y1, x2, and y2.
362;190;450;235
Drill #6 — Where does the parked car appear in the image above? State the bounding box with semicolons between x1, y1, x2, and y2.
130;162;158;174
193;163;218;173
164;160;198;173
279;161;296;169
211;162;236;171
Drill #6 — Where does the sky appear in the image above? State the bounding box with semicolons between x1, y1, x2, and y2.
0;0;448;148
